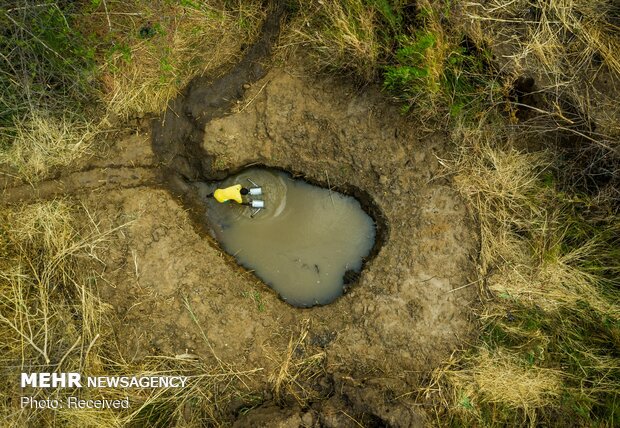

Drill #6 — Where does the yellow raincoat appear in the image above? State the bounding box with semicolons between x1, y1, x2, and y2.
213;185;243;203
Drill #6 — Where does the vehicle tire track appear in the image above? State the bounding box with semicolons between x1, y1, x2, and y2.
1;166;160;205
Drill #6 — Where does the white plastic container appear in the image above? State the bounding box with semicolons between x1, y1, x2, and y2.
249;187;262;196
251;200;265;208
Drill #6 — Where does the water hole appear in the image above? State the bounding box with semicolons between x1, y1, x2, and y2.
197;168;376;307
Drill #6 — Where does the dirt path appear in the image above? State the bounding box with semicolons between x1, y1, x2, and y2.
1;166;158;203
1;133;157;204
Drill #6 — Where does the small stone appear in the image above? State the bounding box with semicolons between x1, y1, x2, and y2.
242;83;251;90
379;175;388;185
301;412;314;427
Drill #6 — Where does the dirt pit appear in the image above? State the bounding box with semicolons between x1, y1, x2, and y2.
2;64;479;425
1;54;479;428
54;63;476;425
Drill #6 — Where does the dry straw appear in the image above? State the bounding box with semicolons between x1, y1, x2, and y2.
98;1;265;118
0;201;266;426
0;113;97;182
279;0;382;81
267;319;327;406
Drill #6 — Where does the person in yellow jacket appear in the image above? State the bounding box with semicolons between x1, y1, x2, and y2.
207;185;249;204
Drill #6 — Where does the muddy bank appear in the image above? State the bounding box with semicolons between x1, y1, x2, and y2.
151;0;286;183
149;0;388;308
92;65;479;423
134;0;479;418
1;2;480;424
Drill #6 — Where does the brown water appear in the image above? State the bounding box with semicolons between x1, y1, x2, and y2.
199;168;376;306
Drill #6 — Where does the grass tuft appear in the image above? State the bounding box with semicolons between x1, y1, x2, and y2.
434;348;562;424
0;113;97;182
267;320;327;407
281;0;385;81
88;0;265;118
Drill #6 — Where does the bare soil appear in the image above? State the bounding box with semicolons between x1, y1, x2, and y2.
2;67;479;426
1;5;480;425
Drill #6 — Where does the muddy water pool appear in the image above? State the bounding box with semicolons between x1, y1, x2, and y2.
197;168;375;306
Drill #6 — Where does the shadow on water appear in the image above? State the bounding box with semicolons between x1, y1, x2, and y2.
150;0;388;306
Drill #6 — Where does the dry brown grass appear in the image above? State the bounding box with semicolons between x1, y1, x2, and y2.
451;125;551;270
0;113;98;182
459;0;620;144
450;124;617;317
0;201;264;427
487;241;619;315
424;112;620;425
93;1;265;119
0;200;121;425
461;0;620;75
425;349;563;427
267;319;327;407
278;0;382;81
